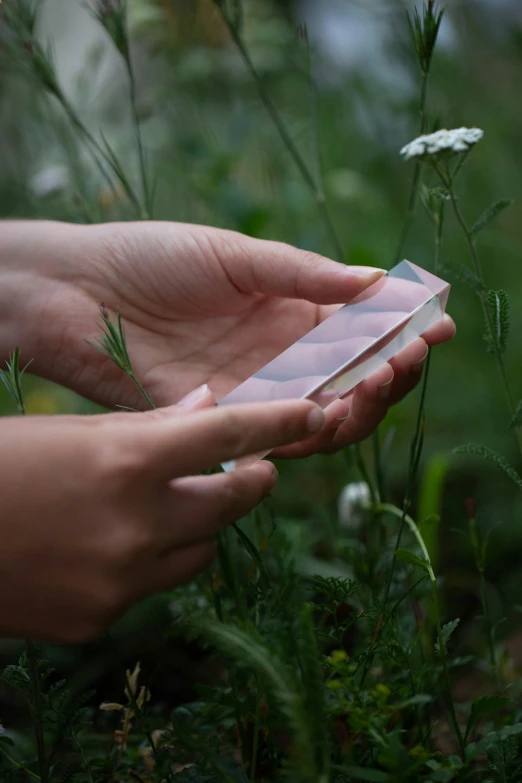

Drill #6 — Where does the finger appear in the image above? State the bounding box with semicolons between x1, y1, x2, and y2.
175;384;216;411
269;396;351;458
219;231;386;304
151;539;218;593
421;313;456;346
271;363;393;457
126;399;326;480
387;338;429;406
157;463;277;548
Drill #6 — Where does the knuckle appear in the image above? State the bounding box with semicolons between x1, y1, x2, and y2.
218;474;261;524
219;410;253;460
94;439;147;486
99;514;155;570
299;249;324;269
217;479;241;512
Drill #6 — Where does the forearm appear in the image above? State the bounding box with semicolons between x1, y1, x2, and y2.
0;220;84;368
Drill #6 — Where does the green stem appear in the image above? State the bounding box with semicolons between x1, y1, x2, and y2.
359;353;432;687
72;730;95;783
377;503;465;757
349;445;378;507
394;68;429;264
0;744;41;780
26;642;49;783
121;29;152;219
434;201;444;276
129;373;156;410
478;569;499;692
435;164;522;457
218;6;344;262
372;428;386;503
432;581;465;758
211;538;249;763
382;350;432;608
55;91;144;218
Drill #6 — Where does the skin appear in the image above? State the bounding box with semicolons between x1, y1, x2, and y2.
0;220;455;642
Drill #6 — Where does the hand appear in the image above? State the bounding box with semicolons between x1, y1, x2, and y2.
1;220;455;457
0;391;326;643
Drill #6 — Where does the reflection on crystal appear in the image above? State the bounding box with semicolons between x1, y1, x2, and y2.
218;260;450;471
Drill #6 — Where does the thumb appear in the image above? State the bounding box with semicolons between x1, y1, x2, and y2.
217;231;386;304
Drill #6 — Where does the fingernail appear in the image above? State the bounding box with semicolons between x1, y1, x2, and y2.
177;384;209;408
379;376;394;400
347;266;387;280
269;464;279;488
411;347;429;374
307;406;326;433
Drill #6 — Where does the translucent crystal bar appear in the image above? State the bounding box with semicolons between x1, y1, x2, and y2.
218;260;450;471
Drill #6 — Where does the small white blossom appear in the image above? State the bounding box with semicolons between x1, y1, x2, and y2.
338;482;371;528
400;127;484;160
29;165;69;198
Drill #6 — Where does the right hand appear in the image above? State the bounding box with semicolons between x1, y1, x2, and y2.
0;390;325;644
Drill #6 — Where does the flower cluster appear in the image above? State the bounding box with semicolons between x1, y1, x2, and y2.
400;127;484;160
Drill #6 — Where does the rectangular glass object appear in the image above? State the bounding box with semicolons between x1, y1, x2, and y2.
218;260;450;470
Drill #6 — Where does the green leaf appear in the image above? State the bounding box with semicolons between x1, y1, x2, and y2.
435;618;459;656
406;3;444;74
232;523;270;587
439;260;486;295
465;696;511;742
486;289;510;354
471;199;513;236
197;621;317;778
395;548;430;572
0;346;32;415
454;443;522;492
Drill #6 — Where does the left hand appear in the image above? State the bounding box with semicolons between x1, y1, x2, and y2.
3;220;455;458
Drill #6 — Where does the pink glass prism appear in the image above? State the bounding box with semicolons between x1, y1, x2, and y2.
218;260;450;471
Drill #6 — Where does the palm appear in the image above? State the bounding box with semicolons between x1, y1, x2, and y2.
58;223;333;410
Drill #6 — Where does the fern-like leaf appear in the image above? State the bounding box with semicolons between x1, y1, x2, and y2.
454;443;522;493
434;618;460;657
471;199;513;236
486;289;510;354
197;621;317;779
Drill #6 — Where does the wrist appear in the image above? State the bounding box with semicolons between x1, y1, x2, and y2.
0;220;85;370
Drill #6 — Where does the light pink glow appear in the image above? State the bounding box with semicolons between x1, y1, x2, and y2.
218;260;450;470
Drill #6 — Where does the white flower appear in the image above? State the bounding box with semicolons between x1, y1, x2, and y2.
338;482;371;528
400;127;484;160
29;165;69;198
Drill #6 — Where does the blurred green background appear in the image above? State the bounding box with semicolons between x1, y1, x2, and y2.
1;0;522;717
